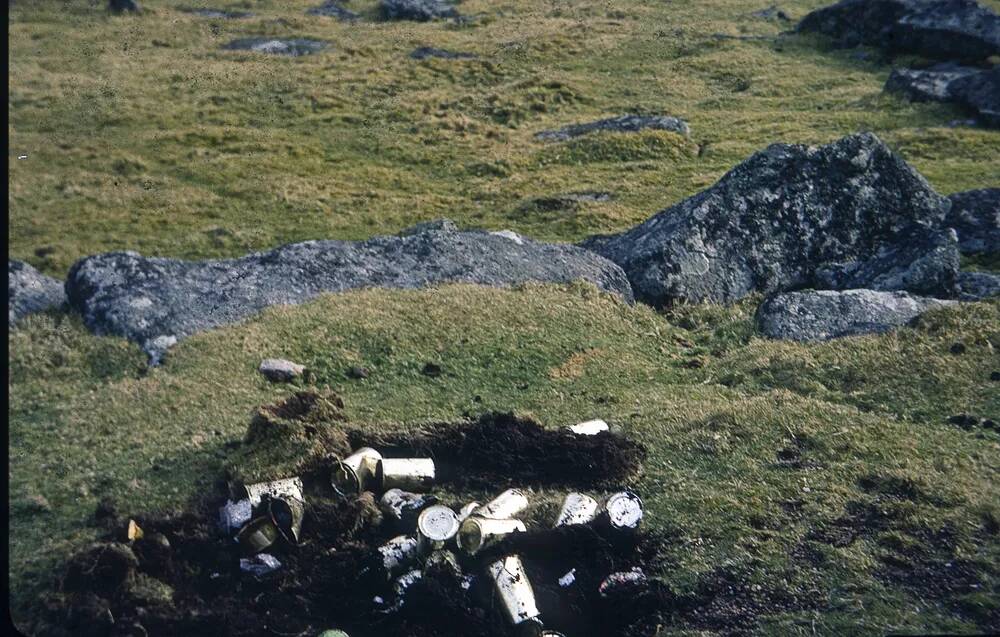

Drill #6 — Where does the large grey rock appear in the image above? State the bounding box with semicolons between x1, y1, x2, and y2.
379;0;458;21
798;0;1000;63
259;359;306;382
9;260;66;327
65;224;633;361
535;114;690;142
756;289;955;341
956;271;1000;300
946;188;1000;254
306;2;359;21
222;38;328;57
581;133;954;306
886;65;1000;127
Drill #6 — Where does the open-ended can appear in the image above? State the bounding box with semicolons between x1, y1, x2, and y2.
565;419;609;436
376;458;435;491
458;517;527;555
602;490;644;531
477;488;530;520
331;447;382;496
488;555;542;628
554;492;599;527
269;496;304;544
243;477;303;507
416;505;461;552
376;535;422;579
236;516;280;553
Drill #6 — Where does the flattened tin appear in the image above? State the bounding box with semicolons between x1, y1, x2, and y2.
332;447;382;496
554;492;599;526
243;477;303;507
487;555;541;627
457;517;526;555
376;458;435;491
477;488;529;520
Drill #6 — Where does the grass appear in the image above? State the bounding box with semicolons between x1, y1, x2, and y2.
7;0;1000;634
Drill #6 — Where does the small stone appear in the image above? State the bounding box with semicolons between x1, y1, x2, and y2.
24;494;52;513
109;0;141;12
346;366;370;379
421;362;442;377
535;114;690;142
948;414;980;429
950;342;967;355
259;359;306;382
991;371;1000;382
240;553;282;577
982;419;997;430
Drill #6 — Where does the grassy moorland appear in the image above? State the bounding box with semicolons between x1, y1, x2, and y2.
7;0;1000;634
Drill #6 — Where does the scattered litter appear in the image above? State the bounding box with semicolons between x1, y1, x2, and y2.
127;519;143;541
239;553;282;577
598;567;647;597
476;488;530;520
555;492;600;526
416;505;460;552
558;568;577;587
218;498;252;535
377;457;436;491
602;490;643;531
458;516;527;555
566;419;609;435
380;488;437;526
489;555;543;629
332;447;382;496
244;477;303;507
236;516;280;553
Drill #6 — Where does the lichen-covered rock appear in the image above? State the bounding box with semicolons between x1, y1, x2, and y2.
9;260;66;327
259;359;306;382
756;289;955;341
535;114;690;142
222;38;328;57
798;0;1000;63
956;271;1000;301
886;65;999;127
581;133;953;305
306;2;359;21
946;188;1000;254
65;223;632;360
182;8;253;19
379;0;458;21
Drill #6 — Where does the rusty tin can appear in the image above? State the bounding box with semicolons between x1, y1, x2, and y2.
487;555;542;628
269;496;305;544
565;419;609;435
243;477;304;507
236;516;280;553
602;490;644;531
477;488;530;520
376;458;435;491
458;517;526;555
554;492;600;527
332;447;382;496
416;505;460;553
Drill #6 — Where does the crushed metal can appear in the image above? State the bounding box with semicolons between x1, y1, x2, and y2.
487;555;542;629
424;549;463;580
239;553;282;577
332;447;382;496
376;458;435;491
458;517;526;555
236;516;280;553
375;535;422;580
598;567;647;597
602;490;644;531
554;492;599;527
219;498;253;536
477;488;530;520
565;419;609;435
268;496;304;545
243;477;304;507
416;505;460;552
379;488;437;528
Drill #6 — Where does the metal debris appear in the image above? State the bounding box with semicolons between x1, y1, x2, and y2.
554;492;599;526
218;498;252;535
376;457;435;491
565;419;610;435
457;517;527;555
239;553;282;577
332;448;382;496
244;477;303;507
476;488;530;520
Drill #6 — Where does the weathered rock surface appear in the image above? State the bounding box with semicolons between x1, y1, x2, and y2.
535;114;690;142
756;289;955;341
306;2;359;20
65;224;633;360
956;271;1000;300
222;38;328;56
260;359;306;382
109;0;140;13
9;260;66;327
946;188;1000;254
182;8;253;19
379;0;458;21
582;133;954;306
886;65;1000;127
798;0;1000;63
409;46;476;60
813;228;960;297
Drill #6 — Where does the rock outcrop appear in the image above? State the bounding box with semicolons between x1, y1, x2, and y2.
956;271;1000;301
885;65;1000;127
65;224;633;361
222;38;328;56
9;260;66;327
798;0;1000;63
581;133;955;306
306;2;359;20
946;188;1000;254
756;289;955;341
535;115;690;142
379;0;458;21
410;47;476;60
